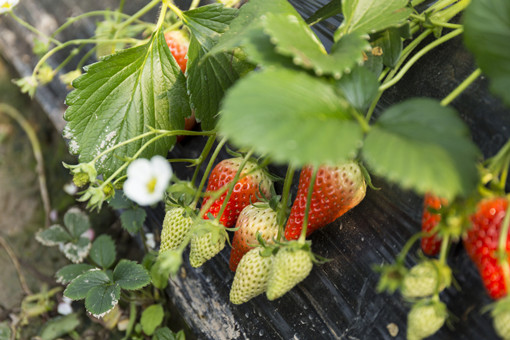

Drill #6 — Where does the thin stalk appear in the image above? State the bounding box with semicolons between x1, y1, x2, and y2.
121;301;137;340
191;134;217;188
438;233;450;266
497;203;510;295
277;164;295;241
379;28;463;92
8;12;61;46
0;235;32;295
76;46;98;70
425;0;459;14
191;137;227;208
114;0;162;38
189;0;201;10
0;104;51;227
396;232;424;264
53;46;83;74
298;166;318;244
165;1;185;20
409;13;463;29
440;68;482;106
215;150;255;224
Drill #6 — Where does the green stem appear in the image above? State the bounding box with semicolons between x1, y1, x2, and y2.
298;166;318;244
409;13;463;29
165;1;185;20
425;0;459;14
53;46;83;74
191;137;227;208
91;131;157;163
8;12;61;46
0;104;51;227
215;150;255;224
438;233;450;265
114;0;162;38
396;232;424;264
189;0;201;10
498;202;510;294
76;46;98;70
379;28;463;92
440;68;482;106
191;134;217;188
277;164;295;241
122;301;137;340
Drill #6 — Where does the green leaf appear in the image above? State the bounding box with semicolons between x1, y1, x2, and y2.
113;259;151;290
220;69;363;166
463;0;510;106
35;225;72;246
362;98;480;200
336;0;412;38
336;65;379;112
63;208;91;239
0;322;11;340
108;192;132;210
39;314;81;340
141;304;164;336
371;27;402;68
120;208;147;233
90;235;116;269
262;13;369;78
84;283;121;318
56;263;95;284
61;237;92;264
306;0;343;26
152;327;182;340
63;31;189;177
208;0;299;56
64;269;111;300
183;4;251;130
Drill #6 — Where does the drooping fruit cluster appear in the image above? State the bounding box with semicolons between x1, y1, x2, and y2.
463;197;510;300
202;157;272;228
284;161;366;240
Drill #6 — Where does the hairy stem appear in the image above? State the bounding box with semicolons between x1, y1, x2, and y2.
8;12;61;46
440;68;482;106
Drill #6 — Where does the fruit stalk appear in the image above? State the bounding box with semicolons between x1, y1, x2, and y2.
298;166;319;244
277;164;295;241
498;204;510;295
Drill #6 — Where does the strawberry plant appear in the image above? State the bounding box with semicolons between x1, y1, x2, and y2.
2;0;510;338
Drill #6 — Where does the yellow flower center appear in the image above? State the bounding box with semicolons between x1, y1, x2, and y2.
146;177;157;193
1;4;11;9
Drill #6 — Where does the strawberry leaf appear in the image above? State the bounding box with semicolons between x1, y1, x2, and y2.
463;0;510;106
305;0;343;25
56;264;95;285
89;235;116;269
63;31;189;177
183;4;252;130
262;13;369;79
64;269;111;300
85;283;121;318
120;208;146;233
336;0;411;39
113;259;151;290
219;69;363;166
35;225;72;246
336;66;379;112
140;304;164;336
362;98;480;200
63;208;90;239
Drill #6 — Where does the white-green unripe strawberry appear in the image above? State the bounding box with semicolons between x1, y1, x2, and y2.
492;298;510;340
266;246;313;301
401;260;451;299
407;300;447;340
230;247;273;304
160;206;194;252
189;221;227;268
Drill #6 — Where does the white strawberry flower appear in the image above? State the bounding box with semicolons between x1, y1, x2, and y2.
0;0;19;14
123;155;173;206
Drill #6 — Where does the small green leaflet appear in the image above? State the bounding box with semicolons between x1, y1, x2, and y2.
306;0;343;26
336;66;379;112
64;269;111;300
39;314;81;340
463;0;510;107
183;4;252;130
113;259;151;290
64;31;190;178
141;304;164;336
85;284;121;318
89;235;116;269
371;28;403;68
219;69;363;166
362;98;480;200
336;0;411;39
262;13;369;78
56;263;95;284
63;208;91;238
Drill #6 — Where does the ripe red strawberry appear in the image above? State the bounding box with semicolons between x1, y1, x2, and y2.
164;30;189;73
284;162;366;240
266;246;313;300
463;197;510;299
202;158;272;228
229;204;278;272
229;247;273;304
421;194;447;256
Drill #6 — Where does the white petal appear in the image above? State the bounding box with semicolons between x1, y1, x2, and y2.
126;158;152;180
57;302;73;315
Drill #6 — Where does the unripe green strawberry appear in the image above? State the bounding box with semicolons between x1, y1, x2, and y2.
401;260;451;299
407;301;447;340
229;204;279;272
266;247;313;300
230;247;273;304
492;298;510;340
160;207;193;252
189;221;227;268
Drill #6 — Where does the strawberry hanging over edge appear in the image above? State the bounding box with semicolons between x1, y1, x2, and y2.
463;196;510;300
202;157;272;228
421;194;447;256
229;203;279;272
284;161;366;240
